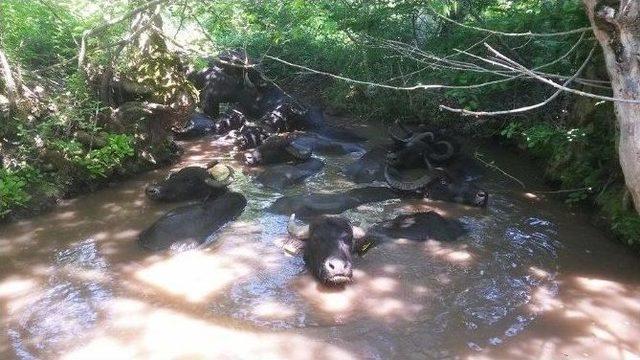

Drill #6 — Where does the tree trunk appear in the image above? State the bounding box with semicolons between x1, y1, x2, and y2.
583;0;640;214
0;48;19;114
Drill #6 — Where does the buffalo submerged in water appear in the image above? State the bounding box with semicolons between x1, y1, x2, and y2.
286;211;467;286
139;164;247;251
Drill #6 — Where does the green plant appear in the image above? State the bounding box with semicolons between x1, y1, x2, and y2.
54;134;135;178
0;165;45;216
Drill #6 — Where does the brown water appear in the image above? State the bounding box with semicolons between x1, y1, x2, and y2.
1;119;639;360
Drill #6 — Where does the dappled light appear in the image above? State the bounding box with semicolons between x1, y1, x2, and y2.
1;119;639;359
2;0;640;357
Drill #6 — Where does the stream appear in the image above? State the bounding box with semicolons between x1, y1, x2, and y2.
1;117;639;360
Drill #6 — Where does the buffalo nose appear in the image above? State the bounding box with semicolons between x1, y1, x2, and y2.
476;190;489;206
324;257;352;277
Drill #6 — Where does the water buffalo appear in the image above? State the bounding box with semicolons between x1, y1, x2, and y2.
244;133;312;166
188;50;265;118
387;121;459;168
234;124;269;150
359;212;468;254
256;158;324;191
138;191;247;251
384;165;488;207
145;164;234;202
172;112;216;140
291;133;365;156
268;186;404;219
288;215;367;286
343;146;389;183
213;107;248;135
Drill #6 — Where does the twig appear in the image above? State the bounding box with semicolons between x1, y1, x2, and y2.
484;43;640;104
474;152;526;188
440;45;596;116
265;55;525;91
431;9;593;37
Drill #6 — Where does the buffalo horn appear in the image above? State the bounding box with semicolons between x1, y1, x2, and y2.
287;214;310;239
384;164;433;191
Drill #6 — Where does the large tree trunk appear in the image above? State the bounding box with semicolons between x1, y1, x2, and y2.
583;0;640;214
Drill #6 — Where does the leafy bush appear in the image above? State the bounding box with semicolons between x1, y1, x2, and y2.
0;0;82;67
54;134;135;178
0;165;44;216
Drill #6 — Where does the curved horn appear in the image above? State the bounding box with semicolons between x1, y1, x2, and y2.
205;164;235;188
286;145;312;161
408;131;435;145
243;71;255;89
287;214;310;239
427;140;455;162
388;119;411;143
397;119;412;135
384;165;434;192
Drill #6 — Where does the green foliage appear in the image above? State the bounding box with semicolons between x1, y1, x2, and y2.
0;0;83;67
598;188;640;246
0;165;44;216
54;134;135;178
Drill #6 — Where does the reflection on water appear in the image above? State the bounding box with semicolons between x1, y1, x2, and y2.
1;120;639;359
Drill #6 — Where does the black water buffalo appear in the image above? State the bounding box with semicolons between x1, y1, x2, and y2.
291;133;365;156
256;158;324;191
172;113;216;140
343;146;389;183
145;164;234;202
384;165;488;207
288;215;367;285
387;121;459;168
268;187;403;219
214;107;248;135
244;133;312;166
188;50;265;118
138;191;247;251
360;212;468;254
233;124;269;150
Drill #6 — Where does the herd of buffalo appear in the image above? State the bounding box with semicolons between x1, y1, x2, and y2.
138;50;489;286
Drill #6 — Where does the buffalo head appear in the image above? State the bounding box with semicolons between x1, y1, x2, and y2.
384;164;488;207
288;214;366;286
145;163;234;202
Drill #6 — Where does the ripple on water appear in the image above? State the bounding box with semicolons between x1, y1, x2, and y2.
9;239;112;358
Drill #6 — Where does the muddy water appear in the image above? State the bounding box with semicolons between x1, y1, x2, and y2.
1;119;639;360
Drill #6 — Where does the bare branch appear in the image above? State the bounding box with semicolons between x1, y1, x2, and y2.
484;44;640;104
431;9;593;37
264;55;524;91
474;152;526;188
440;46;596;116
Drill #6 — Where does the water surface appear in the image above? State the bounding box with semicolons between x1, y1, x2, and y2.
1;119;639;359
